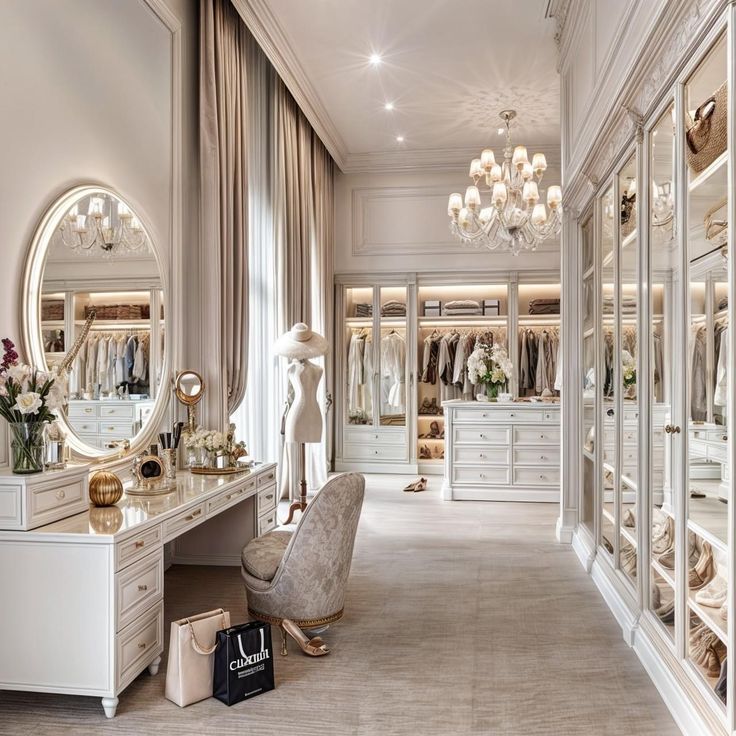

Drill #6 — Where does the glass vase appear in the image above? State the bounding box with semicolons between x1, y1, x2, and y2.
485;383;500;401
10;422;45;474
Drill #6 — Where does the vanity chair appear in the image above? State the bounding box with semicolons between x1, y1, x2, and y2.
241;472;365;652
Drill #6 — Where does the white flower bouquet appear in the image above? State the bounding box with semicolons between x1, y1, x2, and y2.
467;343;513;400
0;338;66;473
184;428;228;452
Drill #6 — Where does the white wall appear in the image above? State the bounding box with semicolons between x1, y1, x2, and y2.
335;166;562;276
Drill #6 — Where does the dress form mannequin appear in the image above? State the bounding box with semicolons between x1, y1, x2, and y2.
274;323;328;524
285;360;324;443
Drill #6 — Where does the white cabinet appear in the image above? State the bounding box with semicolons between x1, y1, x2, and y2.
442;401;560;502
68;399;154;450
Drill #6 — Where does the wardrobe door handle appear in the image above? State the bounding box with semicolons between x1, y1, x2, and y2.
607;408;614;417
185;509;202;521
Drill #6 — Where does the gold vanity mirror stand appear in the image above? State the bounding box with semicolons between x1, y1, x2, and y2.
174;370;205;434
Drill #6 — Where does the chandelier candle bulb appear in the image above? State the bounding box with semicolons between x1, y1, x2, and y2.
480;148;495;169
469;158;482;178
479;207;493;225
465;185;481;209
547;185;562;208
88;197;105;217
532;152;547;174
531;203;548;226
74;214;86;232
492;182;507;208
522;181;539;204
490;163;503;182
521;161;533;181
512;145;528;169
448;193;463;215
459;207;470;228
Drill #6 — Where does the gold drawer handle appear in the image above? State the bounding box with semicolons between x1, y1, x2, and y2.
226;490;243;500
265;494;274;500
138;584;148;592
479;453;486;459
56;490;66;500
138;642;147;649
185;509;202;521
85;408;93;414
107;426;116;431
135;540;145;549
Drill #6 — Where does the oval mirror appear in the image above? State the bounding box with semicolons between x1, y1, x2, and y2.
174;370;204;405
23;185;168;460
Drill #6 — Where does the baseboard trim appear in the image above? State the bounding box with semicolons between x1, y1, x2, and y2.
334;461;419;474
555;517;575;543
170;553;241;567
447;487;559;503
571;529;595;572
590;557;639;646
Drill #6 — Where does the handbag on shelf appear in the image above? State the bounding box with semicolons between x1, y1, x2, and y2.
704;197;728;244
213;621;275;706
686;81;727;174
165;607;231;707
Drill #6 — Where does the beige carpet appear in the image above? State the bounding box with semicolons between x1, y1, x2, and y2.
0;474;678;735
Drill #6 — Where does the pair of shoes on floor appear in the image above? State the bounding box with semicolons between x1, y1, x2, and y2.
419;444;432;459
281;618;330;657
690;623;727;676
403;478;427;493
623;508;636;528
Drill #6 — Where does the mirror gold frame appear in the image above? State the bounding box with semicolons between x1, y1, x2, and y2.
174;370;204;434
21;184;171;462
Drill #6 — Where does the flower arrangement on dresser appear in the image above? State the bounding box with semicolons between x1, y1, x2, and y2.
0;339;66;474
467;343;513;400
184;423;248;473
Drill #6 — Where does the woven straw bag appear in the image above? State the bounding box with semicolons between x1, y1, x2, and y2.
686;82;727;173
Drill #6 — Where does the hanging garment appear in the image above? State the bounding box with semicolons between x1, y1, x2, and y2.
603;331;614;397
452;334;471;389
347;333;365;412
535;331;550;394
85;336;98;391
362;335;374;416
714;326;728;409
554;337;563;392
132;336;149;383
381;331;406;412
653;330;664;402
421;332;439;384
114;336;126;386
96;335;110;392
690;325;707;421
70;340;87;398
519;330;530;391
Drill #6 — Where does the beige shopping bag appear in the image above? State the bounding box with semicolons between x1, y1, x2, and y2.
165;608;231;707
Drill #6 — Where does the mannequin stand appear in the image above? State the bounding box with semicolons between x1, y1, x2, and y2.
283;442;307;524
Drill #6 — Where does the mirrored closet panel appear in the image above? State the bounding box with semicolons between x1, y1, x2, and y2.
581;214;595;537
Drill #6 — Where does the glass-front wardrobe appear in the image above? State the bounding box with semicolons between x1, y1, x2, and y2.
577;19;733;730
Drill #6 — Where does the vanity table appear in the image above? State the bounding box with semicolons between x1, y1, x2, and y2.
0;464;277;718
442;400;561;502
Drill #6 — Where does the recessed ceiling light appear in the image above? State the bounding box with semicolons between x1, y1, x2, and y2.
384;102;394;111
369;53;382;66
396;135;404;143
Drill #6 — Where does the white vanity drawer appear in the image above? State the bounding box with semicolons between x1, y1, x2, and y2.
513;467;559;486
344;427;402;445
116;524;163;571
453;425;510;446
100;421;135;436
163;502;207;542
116;601;163;690
29;477;87;527
68;403;98;418
451;465;510;486
257;484;277;516
206;478;257;515
513;426;560;445
257;467;277;487
116;550;163;631
708;443;728;463
343;442;406;461
453;446;510;465
258;509;278;536
452;407;545;423
513;447;560;466
100;404;136;419
71;420;100;434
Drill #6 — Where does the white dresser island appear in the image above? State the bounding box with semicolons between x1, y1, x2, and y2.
442;400;560;502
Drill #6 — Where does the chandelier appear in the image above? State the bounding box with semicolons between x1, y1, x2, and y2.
58;195;147;255
447;110;562;255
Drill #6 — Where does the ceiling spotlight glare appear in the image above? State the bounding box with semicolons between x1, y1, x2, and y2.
396;135;404;143
384;102;394;111
369;53;382;66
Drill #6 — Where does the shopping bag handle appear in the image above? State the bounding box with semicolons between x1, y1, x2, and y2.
187;609;227;655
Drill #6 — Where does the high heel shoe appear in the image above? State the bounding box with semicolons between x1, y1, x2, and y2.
281;618;330;657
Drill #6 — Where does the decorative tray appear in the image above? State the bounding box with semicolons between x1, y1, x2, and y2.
190;465;252;476
125;481;178;496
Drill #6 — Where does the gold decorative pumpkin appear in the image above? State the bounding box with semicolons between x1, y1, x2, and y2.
89;470;123;507
89;505;124;534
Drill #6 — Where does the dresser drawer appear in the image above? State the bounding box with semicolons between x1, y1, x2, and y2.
206;479;256;515
70;420;100;434
451;465;510;486
257;484;277;516
452;407;545;423
258;509;278;536
100;404;136;419
116;524;163;571
513;426;560;445
453;425;511;446
116;602;163;690
100;421;136;436
513;467;559;486
116;550;163;631
344;428;402;445
163;502;207;542
68;403;98;418
542;410;559;422
257;467;277;487
29;477;87;526
513;447;560;466
343;442;406;461
453;446;510;465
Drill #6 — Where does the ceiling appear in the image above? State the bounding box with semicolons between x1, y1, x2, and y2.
249;0;561;172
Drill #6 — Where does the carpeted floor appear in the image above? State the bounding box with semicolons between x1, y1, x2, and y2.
0;474;678;735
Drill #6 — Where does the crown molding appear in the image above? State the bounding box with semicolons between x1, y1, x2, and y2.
230;0;348;169
341;144;561;175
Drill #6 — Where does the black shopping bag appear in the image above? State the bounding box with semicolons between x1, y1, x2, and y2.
213;621;275;706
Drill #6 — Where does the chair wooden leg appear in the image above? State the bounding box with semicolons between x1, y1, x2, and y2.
281;626;288;656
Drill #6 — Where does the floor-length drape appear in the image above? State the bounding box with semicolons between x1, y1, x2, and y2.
200;0;249;414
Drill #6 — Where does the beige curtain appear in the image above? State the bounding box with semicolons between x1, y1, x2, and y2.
200;0;249;414
273;77;335;499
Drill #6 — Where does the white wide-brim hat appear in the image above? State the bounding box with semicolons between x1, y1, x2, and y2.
273;322;328;359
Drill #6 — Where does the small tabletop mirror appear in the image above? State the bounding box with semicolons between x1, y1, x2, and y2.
174;370;204;433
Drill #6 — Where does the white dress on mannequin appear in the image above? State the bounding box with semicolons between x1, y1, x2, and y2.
285;360;324;442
